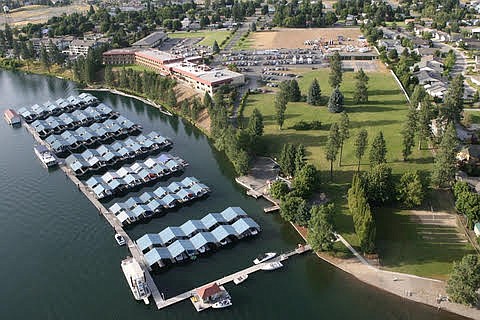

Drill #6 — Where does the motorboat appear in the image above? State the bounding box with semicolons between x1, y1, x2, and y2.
261;261;284;271
212;299;232;309
115;233;126;246
233;274;248;285
253;252;277;265
120;257;151;304
34;145;57;167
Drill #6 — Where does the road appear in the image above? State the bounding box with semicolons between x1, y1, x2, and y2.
433;41;476;98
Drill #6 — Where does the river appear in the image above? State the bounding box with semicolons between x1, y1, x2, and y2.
0;70;468;319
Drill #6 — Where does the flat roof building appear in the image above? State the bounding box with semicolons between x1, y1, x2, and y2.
132;31;168;48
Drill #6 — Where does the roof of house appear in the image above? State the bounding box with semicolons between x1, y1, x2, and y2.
196;283;222;300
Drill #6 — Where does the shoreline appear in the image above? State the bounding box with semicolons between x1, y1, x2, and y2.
6;67;479;318
83;87;174;117
289;223;480;320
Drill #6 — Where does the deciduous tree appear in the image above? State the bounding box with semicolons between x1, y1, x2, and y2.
446;254;480;306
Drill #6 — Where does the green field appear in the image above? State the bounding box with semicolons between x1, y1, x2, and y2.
376;191;475;279
167;30;231;47
465;110;480;124
244;70;438;252
111;64;151;73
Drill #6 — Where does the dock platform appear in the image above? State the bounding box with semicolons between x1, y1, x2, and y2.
23;121;165;308
156;244;311;310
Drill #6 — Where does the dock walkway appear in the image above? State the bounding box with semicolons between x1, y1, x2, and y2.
23;122;165;307
156;244;311;310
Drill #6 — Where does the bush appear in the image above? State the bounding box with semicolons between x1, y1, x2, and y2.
290;120;322;131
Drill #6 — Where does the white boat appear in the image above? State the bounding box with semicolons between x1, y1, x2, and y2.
34;145;57;167
261;261;284;271
233;274;248;285
253;252;277;265
115;233;126;246
121;257;151;304
212;298;232;309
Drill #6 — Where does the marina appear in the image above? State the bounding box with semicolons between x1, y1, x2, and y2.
84;154;188;200
17;93;99;123
0;71;467;320
109;177;211;225
65;132;173;175
45;116;142;155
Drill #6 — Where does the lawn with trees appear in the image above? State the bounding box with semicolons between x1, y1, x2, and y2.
244;69;473;274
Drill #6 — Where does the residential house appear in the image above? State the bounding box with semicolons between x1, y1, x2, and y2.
456;145;480;164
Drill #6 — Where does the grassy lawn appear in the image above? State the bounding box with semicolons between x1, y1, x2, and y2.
376;191;475;279
167;30;231;47
111;64;151;73
19;61;73;80
465;110;480;124
244;69;437;253
233;33;254;50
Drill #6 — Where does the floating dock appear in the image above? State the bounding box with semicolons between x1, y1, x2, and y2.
155;244;311;311
23;120;165;307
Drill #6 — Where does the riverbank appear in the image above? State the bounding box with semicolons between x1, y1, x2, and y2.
83;87;173;117
233;166;479;319
290;223;480;320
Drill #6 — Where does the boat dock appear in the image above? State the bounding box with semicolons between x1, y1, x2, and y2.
155;244;311;310
22;121;165;307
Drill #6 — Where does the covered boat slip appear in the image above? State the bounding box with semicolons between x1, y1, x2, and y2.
138;207;261;268
109;177;211;225
17;93;99;123
30;104;118;138
65;132;172;175
44;116;142;155
85;154;188;199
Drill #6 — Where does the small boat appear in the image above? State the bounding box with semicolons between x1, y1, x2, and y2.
261;261;283;271
34;145;57;167
115;233;126;246
253;252;277;265
212;299;232;309
233;274;248;285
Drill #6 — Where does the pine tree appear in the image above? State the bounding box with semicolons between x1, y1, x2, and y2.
307;78;322;106
104;65;114;86
275;91;287;129
353;68;369;104
40;45;50;72
247;108;264;137
212;40;220;54
294;144;306;174
328;51;342;89
402;106;417;161
348;174;376;254
410;85;426;110
325;123;340;180
418;97;432;150
432;122;458;187
354;129;368;171
307;204;336;252
203;92;213;110
166;88;177;107
442;75;465;122
279;144;297;177
328;87;344;113
289;79;301;102
338;112;350;166
369;131;387;166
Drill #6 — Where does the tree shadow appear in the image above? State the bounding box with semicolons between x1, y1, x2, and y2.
349;119;399;128
369;89;403;96
346;105;400;113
